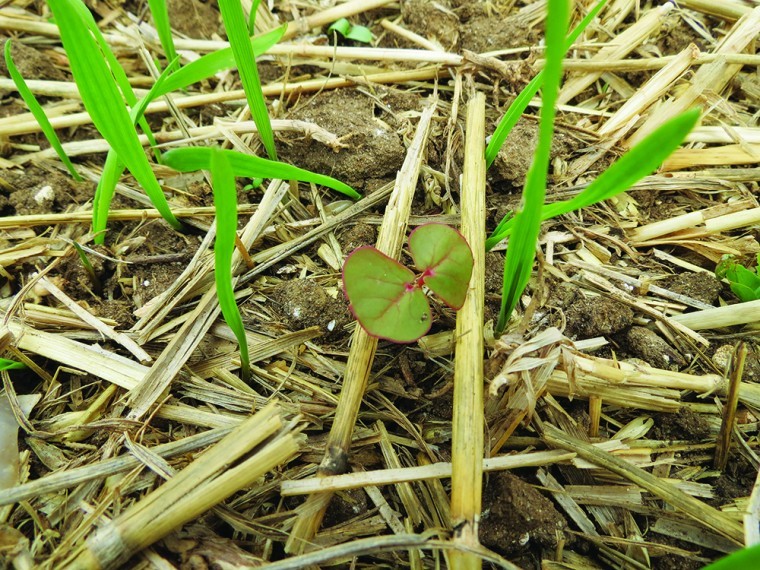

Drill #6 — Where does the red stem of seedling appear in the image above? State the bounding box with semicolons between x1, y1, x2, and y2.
405;268;435;292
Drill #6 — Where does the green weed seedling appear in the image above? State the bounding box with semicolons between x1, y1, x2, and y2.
488;0;701;334
342;223;473;343
0;358;26;371
328;18;373;44
716;253;760;302
70;241;102;296
4;40;82;181
164;146;358;379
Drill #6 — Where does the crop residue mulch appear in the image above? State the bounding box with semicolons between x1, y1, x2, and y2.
0;0;759;568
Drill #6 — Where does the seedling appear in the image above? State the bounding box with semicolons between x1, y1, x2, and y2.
342;223;473;343
328;18;373;44
4;40;81;181
488;0;701;334
71;241;102;296
0;358;25;371
18;0;358;381
716;253;760;302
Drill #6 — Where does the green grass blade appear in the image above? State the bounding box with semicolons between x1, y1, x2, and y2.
163;147;360;199
99;23;284;214
209;148;250;380
147;0;178;65
154;25;285;98
67;0;161;159
248;0;261;35
48;0;182;243
496;0;568;334
0;358;26;371
485;109;701;250
4;40;82;181
485;0;609;168
93;151;124;240
218;0;277;160
93;57;180;241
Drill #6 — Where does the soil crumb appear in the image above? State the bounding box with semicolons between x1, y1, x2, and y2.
650;408;711;441
480;472;570;556
565;295;634;339
278;89;407;190
660;272;722;305
339;223;377;252
624;326;685;370
165;0;222;40
270;279;350;338
0;38;67;81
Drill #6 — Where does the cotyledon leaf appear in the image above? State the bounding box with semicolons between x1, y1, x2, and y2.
343;247;431;343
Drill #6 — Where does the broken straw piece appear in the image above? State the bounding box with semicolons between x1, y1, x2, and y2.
0;393;40;490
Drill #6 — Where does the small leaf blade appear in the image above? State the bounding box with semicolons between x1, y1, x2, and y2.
209;148;251;379
408;223;473;309
163;146;359;199
4;40;82;181
343;247;431;343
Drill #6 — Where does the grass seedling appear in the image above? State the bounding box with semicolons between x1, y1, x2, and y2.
494;0;567;334
328;18;373;44
207;148;251;379
484;0;610;169
342;223;473;343
162;147;359;199
147;0;178;66
489;0;701;334
218;0;277;160
165;146;359;379
4;40;82;181
716;253;760;302
70;241;102;296
47;0;182;240
0;358;26;371
486;109;701;251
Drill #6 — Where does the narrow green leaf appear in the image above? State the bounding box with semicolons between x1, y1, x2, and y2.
485;0;609;168
248;0;261;35
496;0;568;334
47;0;181;243
0;358;26;371
147;0;178;65
343;247;431;343
486;109;701;249
66;0;161;158
154;25;286;98
409;224;473;310
4;40;82;181
163;146;360;199
218;0;277;160
209;148;250;380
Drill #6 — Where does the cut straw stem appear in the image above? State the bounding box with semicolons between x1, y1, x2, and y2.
60;402;300;569
714;343;746;470
543;423;745;545
281;449;574;496
450;90;487;570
